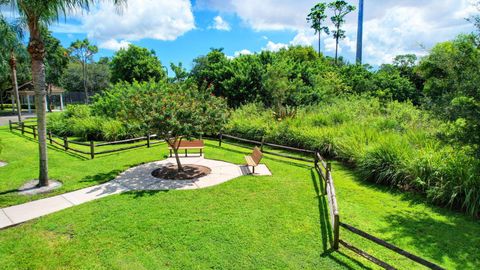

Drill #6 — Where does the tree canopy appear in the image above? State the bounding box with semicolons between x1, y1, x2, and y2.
110;44;166;83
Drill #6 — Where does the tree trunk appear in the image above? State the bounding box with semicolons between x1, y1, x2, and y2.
166;137;184;172
28;26;49;187
9;50;22;123
318;32;321;54
83;61;89;104
0;89;4;110
335;36;339;65
47;84;53;112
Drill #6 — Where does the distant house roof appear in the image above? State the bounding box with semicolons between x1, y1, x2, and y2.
6;81;65;96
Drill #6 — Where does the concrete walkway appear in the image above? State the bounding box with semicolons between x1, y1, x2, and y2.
0;113;35;126
0;157;271;229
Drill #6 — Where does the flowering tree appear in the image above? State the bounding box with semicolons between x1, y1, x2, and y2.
118;81;228;171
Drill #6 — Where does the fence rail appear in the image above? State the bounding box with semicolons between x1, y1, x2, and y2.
218;133;314;162
9;120;164;159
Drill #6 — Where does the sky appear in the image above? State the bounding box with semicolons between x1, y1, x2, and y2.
2;0;479;71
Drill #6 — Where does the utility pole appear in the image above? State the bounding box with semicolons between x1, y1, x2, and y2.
356;0;364;64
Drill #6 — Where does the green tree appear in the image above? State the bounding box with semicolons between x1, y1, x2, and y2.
69;38;98;103
328;0;355;64
114;81;228;171
170;62;188;82
418;34;480;155
191;48;232;97
0;16;24;121
110;44;166;83
61;62;111;93
0;0;125;187
307;3;329;54
43;28;68;111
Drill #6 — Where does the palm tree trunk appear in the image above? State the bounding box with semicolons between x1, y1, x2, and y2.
335;36;339;64
83;61;89;104
28;25;49;187
9;50;22;122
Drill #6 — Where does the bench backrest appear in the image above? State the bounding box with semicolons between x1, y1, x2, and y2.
251;147;263;165
174;139;204;148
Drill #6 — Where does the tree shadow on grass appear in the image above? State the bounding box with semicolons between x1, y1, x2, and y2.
121;190;168;199
0;189;18;195
80;169;123;185
379;212;480;269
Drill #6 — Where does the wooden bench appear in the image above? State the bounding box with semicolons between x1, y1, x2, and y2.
168;139;205;157
244;147;263;174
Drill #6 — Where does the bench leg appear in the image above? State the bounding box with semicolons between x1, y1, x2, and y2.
252;166;255;174
170;149;172;157
200;149;203;156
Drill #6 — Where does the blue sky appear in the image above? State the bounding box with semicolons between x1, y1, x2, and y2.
2;0;478;70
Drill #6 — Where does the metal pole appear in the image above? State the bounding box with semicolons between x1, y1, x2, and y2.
356;0;364;64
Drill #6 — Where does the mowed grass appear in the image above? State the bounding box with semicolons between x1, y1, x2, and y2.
0;126;479;269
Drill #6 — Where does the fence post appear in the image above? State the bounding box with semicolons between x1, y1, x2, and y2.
146;133;151;148
325;162;332;195
8;120;12;131
21;122;24;135
260;136;265;151
48;131;53;144
314;151;319;167
32;126;37;139
63;136;69;151
333;215;340;250
90;141;95;159
219;133;223;147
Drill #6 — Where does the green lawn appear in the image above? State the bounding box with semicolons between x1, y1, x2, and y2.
0;126;479;269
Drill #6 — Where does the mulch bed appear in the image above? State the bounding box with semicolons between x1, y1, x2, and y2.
151;164;211;180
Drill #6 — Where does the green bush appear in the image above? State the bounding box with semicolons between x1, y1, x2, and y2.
226;97;480;216
47;104;133;141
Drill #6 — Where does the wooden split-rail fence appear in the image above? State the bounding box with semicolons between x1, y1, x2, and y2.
9;120;164;159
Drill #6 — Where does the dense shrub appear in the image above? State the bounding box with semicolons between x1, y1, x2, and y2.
47;105;134;141
226;98;480;216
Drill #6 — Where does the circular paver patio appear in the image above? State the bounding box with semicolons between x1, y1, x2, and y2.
113;156;249;191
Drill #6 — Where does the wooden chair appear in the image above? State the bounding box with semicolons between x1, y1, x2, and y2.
244;147;263;174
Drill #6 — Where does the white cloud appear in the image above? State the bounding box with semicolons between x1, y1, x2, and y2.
211;16;231;31
50;0;195;44
99;39;131;51
263;31;316;52
197;0;477;64
234;49;252;57
263;41;289;52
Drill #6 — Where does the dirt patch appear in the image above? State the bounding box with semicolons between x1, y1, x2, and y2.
151;164;211;180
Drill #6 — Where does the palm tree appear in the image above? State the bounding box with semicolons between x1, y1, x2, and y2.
328;0;356;64
0;16;23;123
69;38;98;104
307;3;329;54
0;0;125;187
